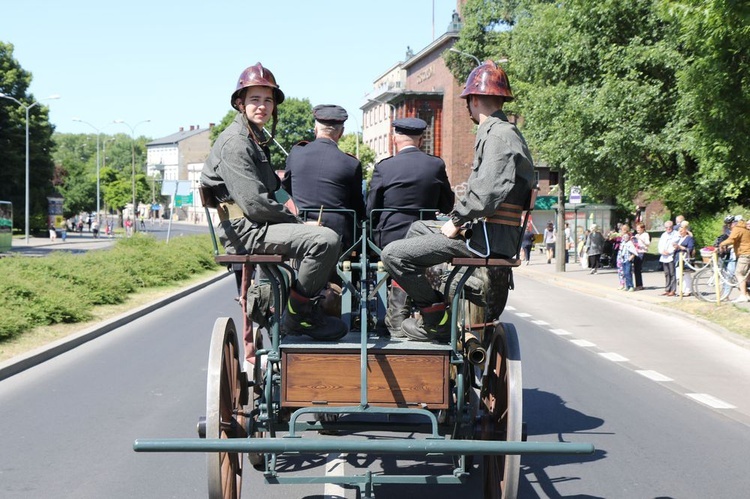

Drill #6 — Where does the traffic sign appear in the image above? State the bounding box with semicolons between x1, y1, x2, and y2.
570;186;582;204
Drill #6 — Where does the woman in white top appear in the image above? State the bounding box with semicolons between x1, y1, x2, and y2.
633;222;651;290
543;222;556;264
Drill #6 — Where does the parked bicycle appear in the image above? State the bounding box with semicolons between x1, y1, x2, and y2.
691;251;745;302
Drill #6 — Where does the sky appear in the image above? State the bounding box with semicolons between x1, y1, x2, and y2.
1;0;461;140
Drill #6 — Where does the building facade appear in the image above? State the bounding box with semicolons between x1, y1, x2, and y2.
146;124;213;221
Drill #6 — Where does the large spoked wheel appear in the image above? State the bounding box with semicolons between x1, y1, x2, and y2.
479;322;522;499
207;317;248;499
692;266;733;302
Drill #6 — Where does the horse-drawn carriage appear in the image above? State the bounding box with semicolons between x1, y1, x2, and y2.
134;189;593;498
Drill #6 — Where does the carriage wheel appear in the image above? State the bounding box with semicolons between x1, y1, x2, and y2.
206;317;248;499
478;323;522;499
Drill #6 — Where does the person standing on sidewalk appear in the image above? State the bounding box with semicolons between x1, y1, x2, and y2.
718;214;750;302
658;220;680;296
521;224;535;265
380;60;535;342
543;221;556;264
585;224;605;274
632;222;650;290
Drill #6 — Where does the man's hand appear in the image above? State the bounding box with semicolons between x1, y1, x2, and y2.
441;219;460;238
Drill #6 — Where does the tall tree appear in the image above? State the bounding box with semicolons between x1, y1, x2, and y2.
0;41;57;231
448;0;750;216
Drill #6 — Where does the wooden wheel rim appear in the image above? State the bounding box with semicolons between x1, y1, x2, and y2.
481;323;522;499
207;317;246;499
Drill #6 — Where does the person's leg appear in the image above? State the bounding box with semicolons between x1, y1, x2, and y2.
380;221;473;342
634;256;644;288
623;260;633;290
250;223;346;339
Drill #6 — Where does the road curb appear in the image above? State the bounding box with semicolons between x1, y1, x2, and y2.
0;270;231;381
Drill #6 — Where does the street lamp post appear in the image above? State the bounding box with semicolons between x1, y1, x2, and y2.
448;47;481;66
0;92;60;245
114;119;150;233
72;118;109;223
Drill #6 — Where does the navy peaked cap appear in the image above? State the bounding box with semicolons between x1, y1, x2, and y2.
313;104;348;124
393;117;427;135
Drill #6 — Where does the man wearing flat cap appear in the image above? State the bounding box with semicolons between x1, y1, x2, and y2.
366;117;454;337
367;117;454;249
283;104;366;251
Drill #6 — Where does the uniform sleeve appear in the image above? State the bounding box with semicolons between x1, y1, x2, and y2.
352;161;366;222
450;133;516;225
219;136;298;225
436;163;455;215
366;165;384;226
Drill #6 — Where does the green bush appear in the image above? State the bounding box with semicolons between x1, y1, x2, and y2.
0;234;219;341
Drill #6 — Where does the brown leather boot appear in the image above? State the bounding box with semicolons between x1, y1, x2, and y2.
401;302;451;343
282;288;347;340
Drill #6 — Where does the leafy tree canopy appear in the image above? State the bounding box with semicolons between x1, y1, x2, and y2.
447;0;750;218
0;41;57;230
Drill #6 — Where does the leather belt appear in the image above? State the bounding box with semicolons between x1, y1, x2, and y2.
217;201;245;222
485;202;524;226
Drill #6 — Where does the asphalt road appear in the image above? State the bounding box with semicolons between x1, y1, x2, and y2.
1;274;749;498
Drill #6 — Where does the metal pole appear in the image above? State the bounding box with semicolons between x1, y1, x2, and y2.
25;105;30;245
96;133;101;223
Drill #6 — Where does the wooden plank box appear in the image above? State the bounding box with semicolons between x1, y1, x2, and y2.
280;335;450;409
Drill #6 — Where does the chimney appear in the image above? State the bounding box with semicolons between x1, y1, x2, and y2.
209;123;215;128
179;127;184;132
190;125;195;131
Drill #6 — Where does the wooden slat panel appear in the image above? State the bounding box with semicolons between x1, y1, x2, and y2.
451;257;521;267
282;351;449;409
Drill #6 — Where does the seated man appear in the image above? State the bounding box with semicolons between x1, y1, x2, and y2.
200;62;346;340
365;117;455;337
380;61;536;342
366;117;454;249
282;104;365;252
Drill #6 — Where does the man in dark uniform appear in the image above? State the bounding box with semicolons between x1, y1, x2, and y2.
381;61;536;342
282;104;365;252
366;117;454;249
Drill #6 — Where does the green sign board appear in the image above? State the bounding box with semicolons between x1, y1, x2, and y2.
174;193;193;208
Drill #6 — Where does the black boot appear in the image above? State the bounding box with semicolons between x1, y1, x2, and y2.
282;288;347;340
401;302;451;343
384;285;411;338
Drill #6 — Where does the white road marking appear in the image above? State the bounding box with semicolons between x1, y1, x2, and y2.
570;339;596;347
686;393;736;409
636;370;674;382
324;453;348;497
550;328;572;336
514;312;532;318
599;352;629;362
531;319;549;325
505;305;517;311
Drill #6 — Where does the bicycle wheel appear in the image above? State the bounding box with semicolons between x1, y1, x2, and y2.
692;266;732;302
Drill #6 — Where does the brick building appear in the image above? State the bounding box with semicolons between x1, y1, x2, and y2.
361;7;552;195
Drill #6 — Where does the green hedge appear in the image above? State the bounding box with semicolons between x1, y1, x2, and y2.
0;234;219;341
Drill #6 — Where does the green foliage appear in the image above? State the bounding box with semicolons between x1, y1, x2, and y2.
0;235;219;340
0;41;58;229
450;0;750;218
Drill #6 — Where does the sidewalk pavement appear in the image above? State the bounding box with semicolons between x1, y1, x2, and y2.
6;231;116;255
515;254;750;345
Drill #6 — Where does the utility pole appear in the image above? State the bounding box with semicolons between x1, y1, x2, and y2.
556;168;566;272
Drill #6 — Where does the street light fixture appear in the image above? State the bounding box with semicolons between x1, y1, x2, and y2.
0;92;61;245
448;47;481;66
72;118;110;224
113;119;151;233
